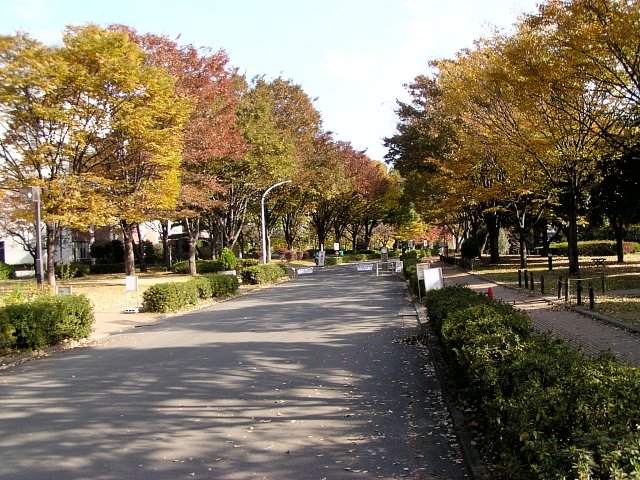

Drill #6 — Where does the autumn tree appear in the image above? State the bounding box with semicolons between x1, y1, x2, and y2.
69;26;191;276
207;75;297;262
116;27;244;275
254;77;321;258
527;0;640;262
0;26;186;285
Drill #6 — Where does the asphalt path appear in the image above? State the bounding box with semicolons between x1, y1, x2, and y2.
0;265;468;480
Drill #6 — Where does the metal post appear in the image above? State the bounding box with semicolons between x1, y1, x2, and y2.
518;269;522;288
260;180;291;265
524;269;529;289
588;283;594;309
22;187;43;287
34;193;43;287
564;278;569;302
548;253;553;271
576;279;582;306
540;274;545;296
530;271;535;291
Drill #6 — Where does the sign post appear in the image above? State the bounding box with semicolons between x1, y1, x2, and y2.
124;275;140;313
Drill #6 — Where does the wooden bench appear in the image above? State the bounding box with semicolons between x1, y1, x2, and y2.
591;258;606;268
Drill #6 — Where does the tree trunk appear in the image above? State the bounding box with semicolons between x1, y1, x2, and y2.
611;215;625;263
283;213;296;250
518;227;528;269
566;192;580;275
136;224;147;272
185;217;200;276
121;222;137;276
45;222;58;290
188;237;198;275
162;220;171;270
363;219;377;250
483;211;500;264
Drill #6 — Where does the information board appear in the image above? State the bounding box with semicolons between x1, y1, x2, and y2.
423;267;444;291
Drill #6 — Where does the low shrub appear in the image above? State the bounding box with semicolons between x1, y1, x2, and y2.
0;262;12;280
427;285;640;479
191;276;213;300
55;262;90;279
172;259;226;274
0;294;94;351
89;263;126;275
324;256;344;266
218;247;237;270
402;250;419;260
424;284;489;334
204;273;239;296
460;237;481;259
277;248;303;262
143;281;200;313
240;264;287;285
238;258;259;268
143;274;240;313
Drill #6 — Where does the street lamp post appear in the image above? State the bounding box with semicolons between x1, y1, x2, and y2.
22;186;43;287
261;180;292;264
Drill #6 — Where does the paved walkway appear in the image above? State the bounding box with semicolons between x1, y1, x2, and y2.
436;261;640;365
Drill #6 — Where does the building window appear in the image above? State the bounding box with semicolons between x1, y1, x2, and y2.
73;241;89;262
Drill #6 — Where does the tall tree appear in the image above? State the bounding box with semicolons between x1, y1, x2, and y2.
0;26;185;285
70;25;190;275
116;27;245;275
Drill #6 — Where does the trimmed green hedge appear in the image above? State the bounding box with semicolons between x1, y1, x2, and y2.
90;263;126;274
425;286;640;479
324;256;345;266
204;273;239;297
0;294;94;351
238;258;259;268
240;264;287;285
172;259;227;274
143;274;239;313
549;240;640;256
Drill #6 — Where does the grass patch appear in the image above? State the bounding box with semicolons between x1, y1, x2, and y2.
471;254;640;326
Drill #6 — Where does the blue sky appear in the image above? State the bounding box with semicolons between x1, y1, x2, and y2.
0;0;540;161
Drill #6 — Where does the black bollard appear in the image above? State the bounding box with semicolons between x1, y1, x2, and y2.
524;269;529;289
576;279;582;306
518;269;522;288
530;271;535;291
540;274;545;296
589;283;595;309
564;278;569;302
548;254;553;271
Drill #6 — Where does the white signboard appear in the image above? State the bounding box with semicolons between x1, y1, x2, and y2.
297;267;314;275
333;242;340;251
357;263;374;272
317;250;326;267
423;267;444;291
416;262;431;280
125;275;138;292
